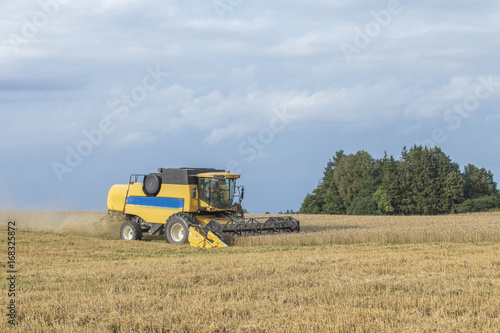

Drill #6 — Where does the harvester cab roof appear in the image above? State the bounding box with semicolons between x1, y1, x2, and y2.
196;171;240;179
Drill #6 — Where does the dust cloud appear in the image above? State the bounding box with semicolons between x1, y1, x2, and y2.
0;211;125;238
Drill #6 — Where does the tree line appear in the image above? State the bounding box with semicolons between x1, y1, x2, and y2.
300;146;499;215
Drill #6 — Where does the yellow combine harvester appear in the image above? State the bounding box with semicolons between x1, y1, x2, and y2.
107;168;300;248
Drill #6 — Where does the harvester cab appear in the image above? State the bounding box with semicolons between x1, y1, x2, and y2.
196;172;241;213
107;168;300;248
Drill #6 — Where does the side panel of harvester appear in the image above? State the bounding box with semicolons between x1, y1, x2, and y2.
107;182;199;224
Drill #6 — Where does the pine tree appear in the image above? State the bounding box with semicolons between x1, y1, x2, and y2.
444;171;465;213
399;146;415;214
300;150;346;214
373;151;399;214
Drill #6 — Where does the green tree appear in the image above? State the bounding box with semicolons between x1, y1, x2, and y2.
321;150;346;214
346;197;379;215
395;146;462;214
300;187;325;214
398;146;415;214
463;164;496;199
372;188;394;213
443;171;465;213
300;146;496;216
301;150;347;214
333;150;379;207
376;151;401;214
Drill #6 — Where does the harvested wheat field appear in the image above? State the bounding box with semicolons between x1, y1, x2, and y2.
1;211;499;332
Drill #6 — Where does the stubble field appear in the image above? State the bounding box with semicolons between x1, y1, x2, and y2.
1;211;499;332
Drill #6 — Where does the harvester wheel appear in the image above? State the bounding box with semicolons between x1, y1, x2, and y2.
120;221;143;240
165;213;195;244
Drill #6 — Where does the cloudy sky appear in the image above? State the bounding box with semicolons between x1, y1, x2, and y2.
1;0;499;213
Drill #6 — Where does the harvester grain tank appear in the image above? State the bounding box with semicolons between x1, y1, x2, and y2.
107;168;300;248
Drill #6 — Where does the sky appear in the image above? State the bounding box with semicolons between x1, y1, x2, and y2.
1;0;499;213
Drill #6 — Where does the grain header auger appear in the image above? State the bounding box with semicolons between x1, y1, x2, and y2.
107;168;300;248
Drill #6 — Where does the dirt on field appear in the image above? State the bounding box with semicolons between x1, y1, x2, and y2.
0;211;124;238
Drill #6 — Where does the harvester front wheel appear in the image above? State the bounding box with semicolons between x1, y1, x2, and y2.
120;221;143;240
165;213;194;244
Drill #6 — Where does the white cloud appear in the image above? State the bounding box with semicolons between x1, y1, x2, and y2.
113;131;157;148
183;16;275;33
204;123;249;146
485;114;500;123
91;0;142;13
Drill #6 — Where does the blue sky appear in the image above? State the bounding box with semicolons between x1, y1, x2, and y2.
1;0;499;213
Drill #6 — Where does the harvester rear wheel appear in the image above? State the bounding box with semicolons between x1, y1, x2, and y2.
165;213;196;244
120;221;143;240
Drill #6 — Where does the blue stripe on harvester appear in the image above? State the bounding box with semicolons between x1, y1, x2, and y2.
127;196;184;209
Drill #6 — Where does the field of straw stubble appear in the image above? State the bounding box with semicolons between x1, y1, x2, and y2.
1;211;499;332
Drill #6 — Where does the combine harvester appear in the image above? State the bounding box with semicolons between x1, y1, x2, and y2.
107;168;300;248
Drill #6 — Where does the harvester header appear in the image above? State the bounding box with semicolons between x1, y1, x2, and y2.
107;167;300;248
